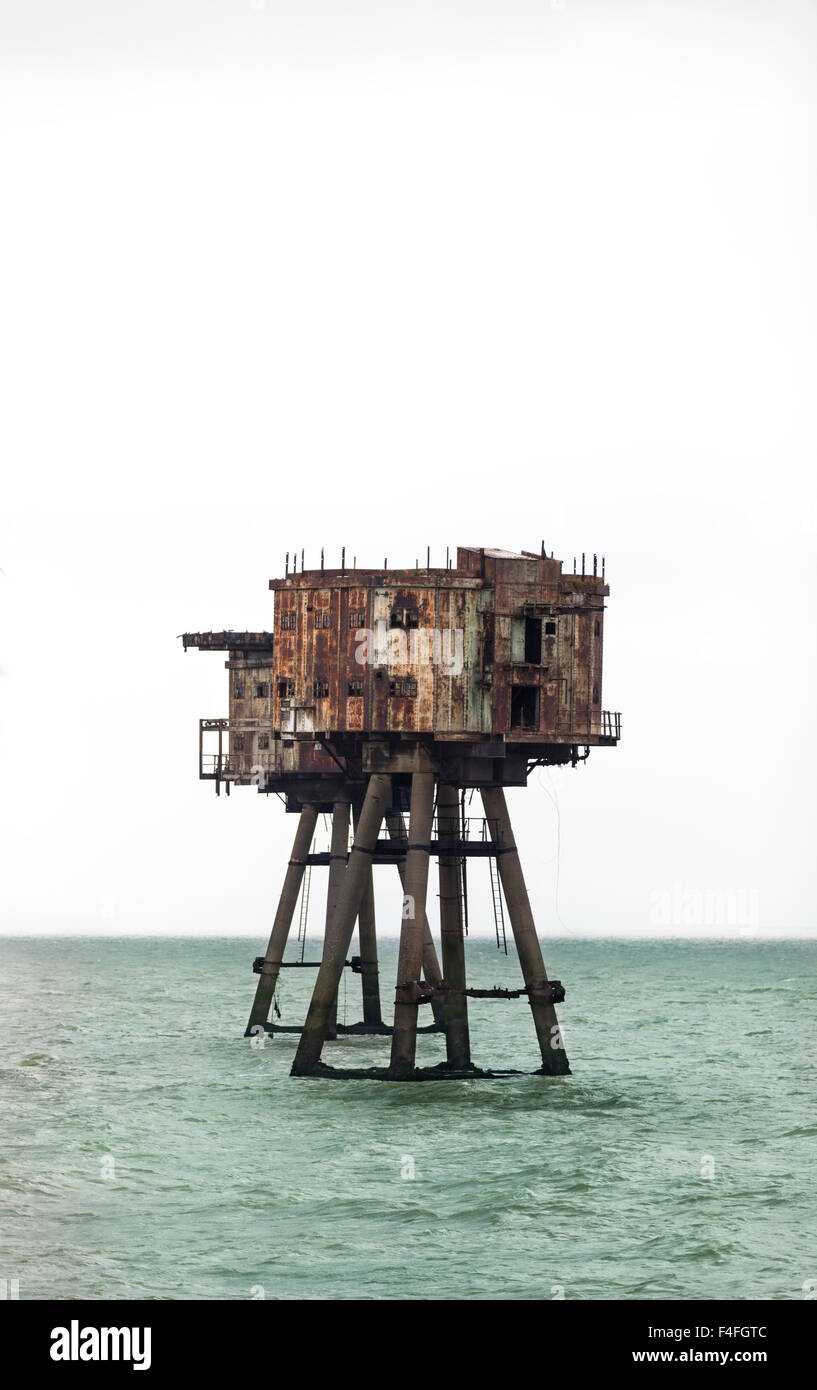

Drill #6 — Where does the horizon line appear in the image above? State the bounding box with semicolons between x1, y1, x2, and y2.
1;930;815;941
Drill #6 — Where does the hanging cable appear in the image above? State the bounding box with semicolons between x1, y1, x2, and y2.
538;769;571;935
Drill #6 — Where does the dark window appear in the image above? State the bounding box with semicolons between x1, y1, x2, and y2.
390;608;420;630
255;682;269;699
280;612;296;630
232;733;245;751
348;679;363;696
313;679;329;699
349;609;365;629
315;612;330;629
524;617;542;663
258;733;269;750
594;620;600;637
233;684;245;700
544;620;557;636
389;677;418;698
592;685;600;705
510;686;539;730
277;679;294;699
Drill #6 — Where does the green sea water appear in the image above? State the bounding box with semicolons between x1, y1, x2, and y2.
1;935;815;1301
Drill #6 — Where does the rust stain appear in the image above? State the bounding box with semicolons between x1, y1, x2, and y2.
182;545;619;789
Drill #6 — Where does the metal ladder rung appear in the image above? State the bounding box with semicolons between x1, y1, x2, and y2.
488;853;508;955
296;848;313;962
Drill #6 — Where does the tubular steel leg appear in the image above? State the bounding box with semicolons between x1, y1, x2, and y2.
352;801;382;1025
385;810;446;1030
324;800;351;1040
480;787;570;1076
389;773;436;1078
245;805;319;1036
437;782;471;1068
291;774;392;1075
357;869;381;1024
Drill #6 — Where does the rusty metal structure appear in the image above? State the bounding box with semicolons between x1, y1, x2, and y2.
182;544;619;1079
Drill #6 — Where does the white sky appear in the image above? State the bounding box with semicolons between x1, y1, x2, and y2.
1;1;815;937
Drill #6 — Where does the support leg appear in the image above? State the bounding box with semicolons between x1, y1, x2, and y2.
386;810;446;1030
244;805;319;1036
437;782;471;1068
352;802;382;1025
355;843;382;1025
324;800;351;1040
481;787;570;1076
389;773;436;1078
291;775;391;1075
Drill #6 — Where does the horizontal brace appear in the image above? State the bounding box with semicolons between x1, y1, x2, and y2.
395;979;566;1005
252;957;352;973
302;843;505;866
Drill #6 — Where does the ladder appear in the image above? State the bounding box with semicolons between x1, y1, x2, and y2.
488;846;508;954
296;849;313;963
459;790;469;937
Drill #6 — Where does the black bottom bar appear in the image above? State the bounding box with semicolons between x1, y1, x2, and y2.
5;1293;810;1374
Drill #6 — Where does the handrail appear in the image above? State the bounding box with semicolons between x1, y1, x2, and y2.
600;710;621;739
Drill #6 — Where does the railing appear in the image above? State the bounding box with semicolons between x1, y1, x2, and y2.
379;815;500;844
601;710;621;739
200;753;277;779
199;717;276;780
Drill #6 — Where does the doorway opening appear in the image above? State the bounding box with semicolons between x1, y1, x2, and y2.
510;686;539;729
524;617;542;664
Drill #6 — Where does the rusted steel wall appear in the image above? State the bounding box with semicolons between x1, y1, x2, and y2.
263;554;609;747
192;546;613;782
269;570;489;745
